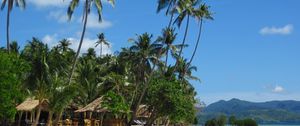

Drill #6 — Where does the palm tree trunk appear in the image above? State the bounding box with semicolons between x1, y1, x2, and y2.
46;111;53;126
68;0;89;85
188;19;203;67
170;15;190;79
178;14;190;58
6;4;11;53
130;63;157;124
165;47;169;70
33;104;42;126
53;111;63;126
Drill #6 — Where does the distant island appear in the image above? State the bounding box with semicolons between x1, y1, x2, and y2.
198;98;300;125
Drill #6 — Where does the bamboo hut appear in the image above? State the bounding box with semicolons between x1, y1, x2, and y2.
16;98;48;126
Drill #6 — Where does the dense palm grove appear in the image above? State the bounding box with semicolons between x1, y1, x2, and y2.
0;0;212;125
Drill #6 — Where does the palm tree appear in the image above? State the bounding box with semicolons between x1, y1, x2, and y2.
58;39;72;53
9;41;19;54
188;4;213;66
1;0;25;53
95;33;110;57
47;73;77;126
67;0;115;85
174;0;199;58
157;0;177;27
127;33;163;123
156;27;185;70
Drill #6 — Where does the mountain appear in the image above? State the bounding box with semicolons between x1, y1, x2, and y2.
198;98;300;124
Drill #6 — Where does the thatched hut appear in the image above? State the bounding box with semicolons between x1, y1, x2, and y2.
15;98;48;126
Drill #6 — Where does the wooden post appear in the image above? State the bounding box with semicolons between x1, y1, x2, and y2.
18;111;23;126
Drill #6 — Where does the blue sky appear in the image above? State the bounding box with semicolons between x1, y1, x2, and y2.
0;0;299;105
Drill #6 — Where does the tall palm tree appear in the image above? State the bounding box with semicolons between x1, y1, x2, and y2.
1;0;25;53
156;27;185;70
95;33;110;57
157;0;177;27
67;0;115;85
174;0;199;58
128;33;163;123
188;4;213;66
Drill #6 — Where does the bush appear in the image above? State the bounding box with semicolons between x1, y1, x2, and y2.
0;52;29;124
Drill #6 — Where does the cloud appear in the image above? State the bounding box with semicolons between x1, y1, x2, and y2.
42;34;58;47
47;10;113;29
41;34;112;56
47;10;70;23
272;85;284;93
28;0;111;8
68;37;112;55
259;24;293;35
27;0;70;7
78;13;113;29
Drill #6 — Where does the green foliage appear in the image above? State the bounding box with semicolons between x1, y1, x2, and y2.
205;115;227;126
0;52;29;121
146;77;196;123
227;116;258;126
102;91;130;118
229;116;237;126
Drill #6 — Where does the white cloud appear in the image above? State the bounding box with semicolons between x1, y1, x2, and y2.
27;0;70;7
272;85;284;93
42;34;112;56
68;37;112;55
47;10;113;29
42;34;58;47
259;24;293;35
47;10;70;23
78;13;113;29
28;0;112;8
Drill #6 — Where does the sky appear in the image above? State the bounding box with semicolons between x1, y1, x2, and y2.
0;0;299;105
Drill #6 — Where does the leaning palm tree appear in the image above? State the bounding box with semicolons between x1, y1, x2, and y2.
128;33;163;123
95;33;110;57
1;0;25;53
188;4;213;66
67;0;115;85
174;0;199;58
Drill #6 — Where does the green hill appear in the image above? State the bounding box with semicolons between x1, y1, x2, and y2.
198;99;300;124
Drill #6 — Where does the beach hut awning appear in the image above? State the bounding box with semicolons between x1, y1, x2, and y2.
16;98;39;111
75;96;108;113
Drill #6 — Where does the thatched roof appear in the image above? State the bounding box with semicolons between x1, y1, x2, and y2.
16;98;48;111
75;96;108;113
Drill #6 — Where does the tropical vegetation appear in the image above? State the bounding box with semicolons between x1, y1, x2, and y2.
0;0;213;125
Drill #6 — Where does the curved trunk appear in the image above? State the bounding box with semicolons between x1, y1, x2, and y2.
170;15;190;79
178;15;190;58
130;63;157;124
6;4;11;53
68;0;89;85
46;111;53;126
188;19;203;67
